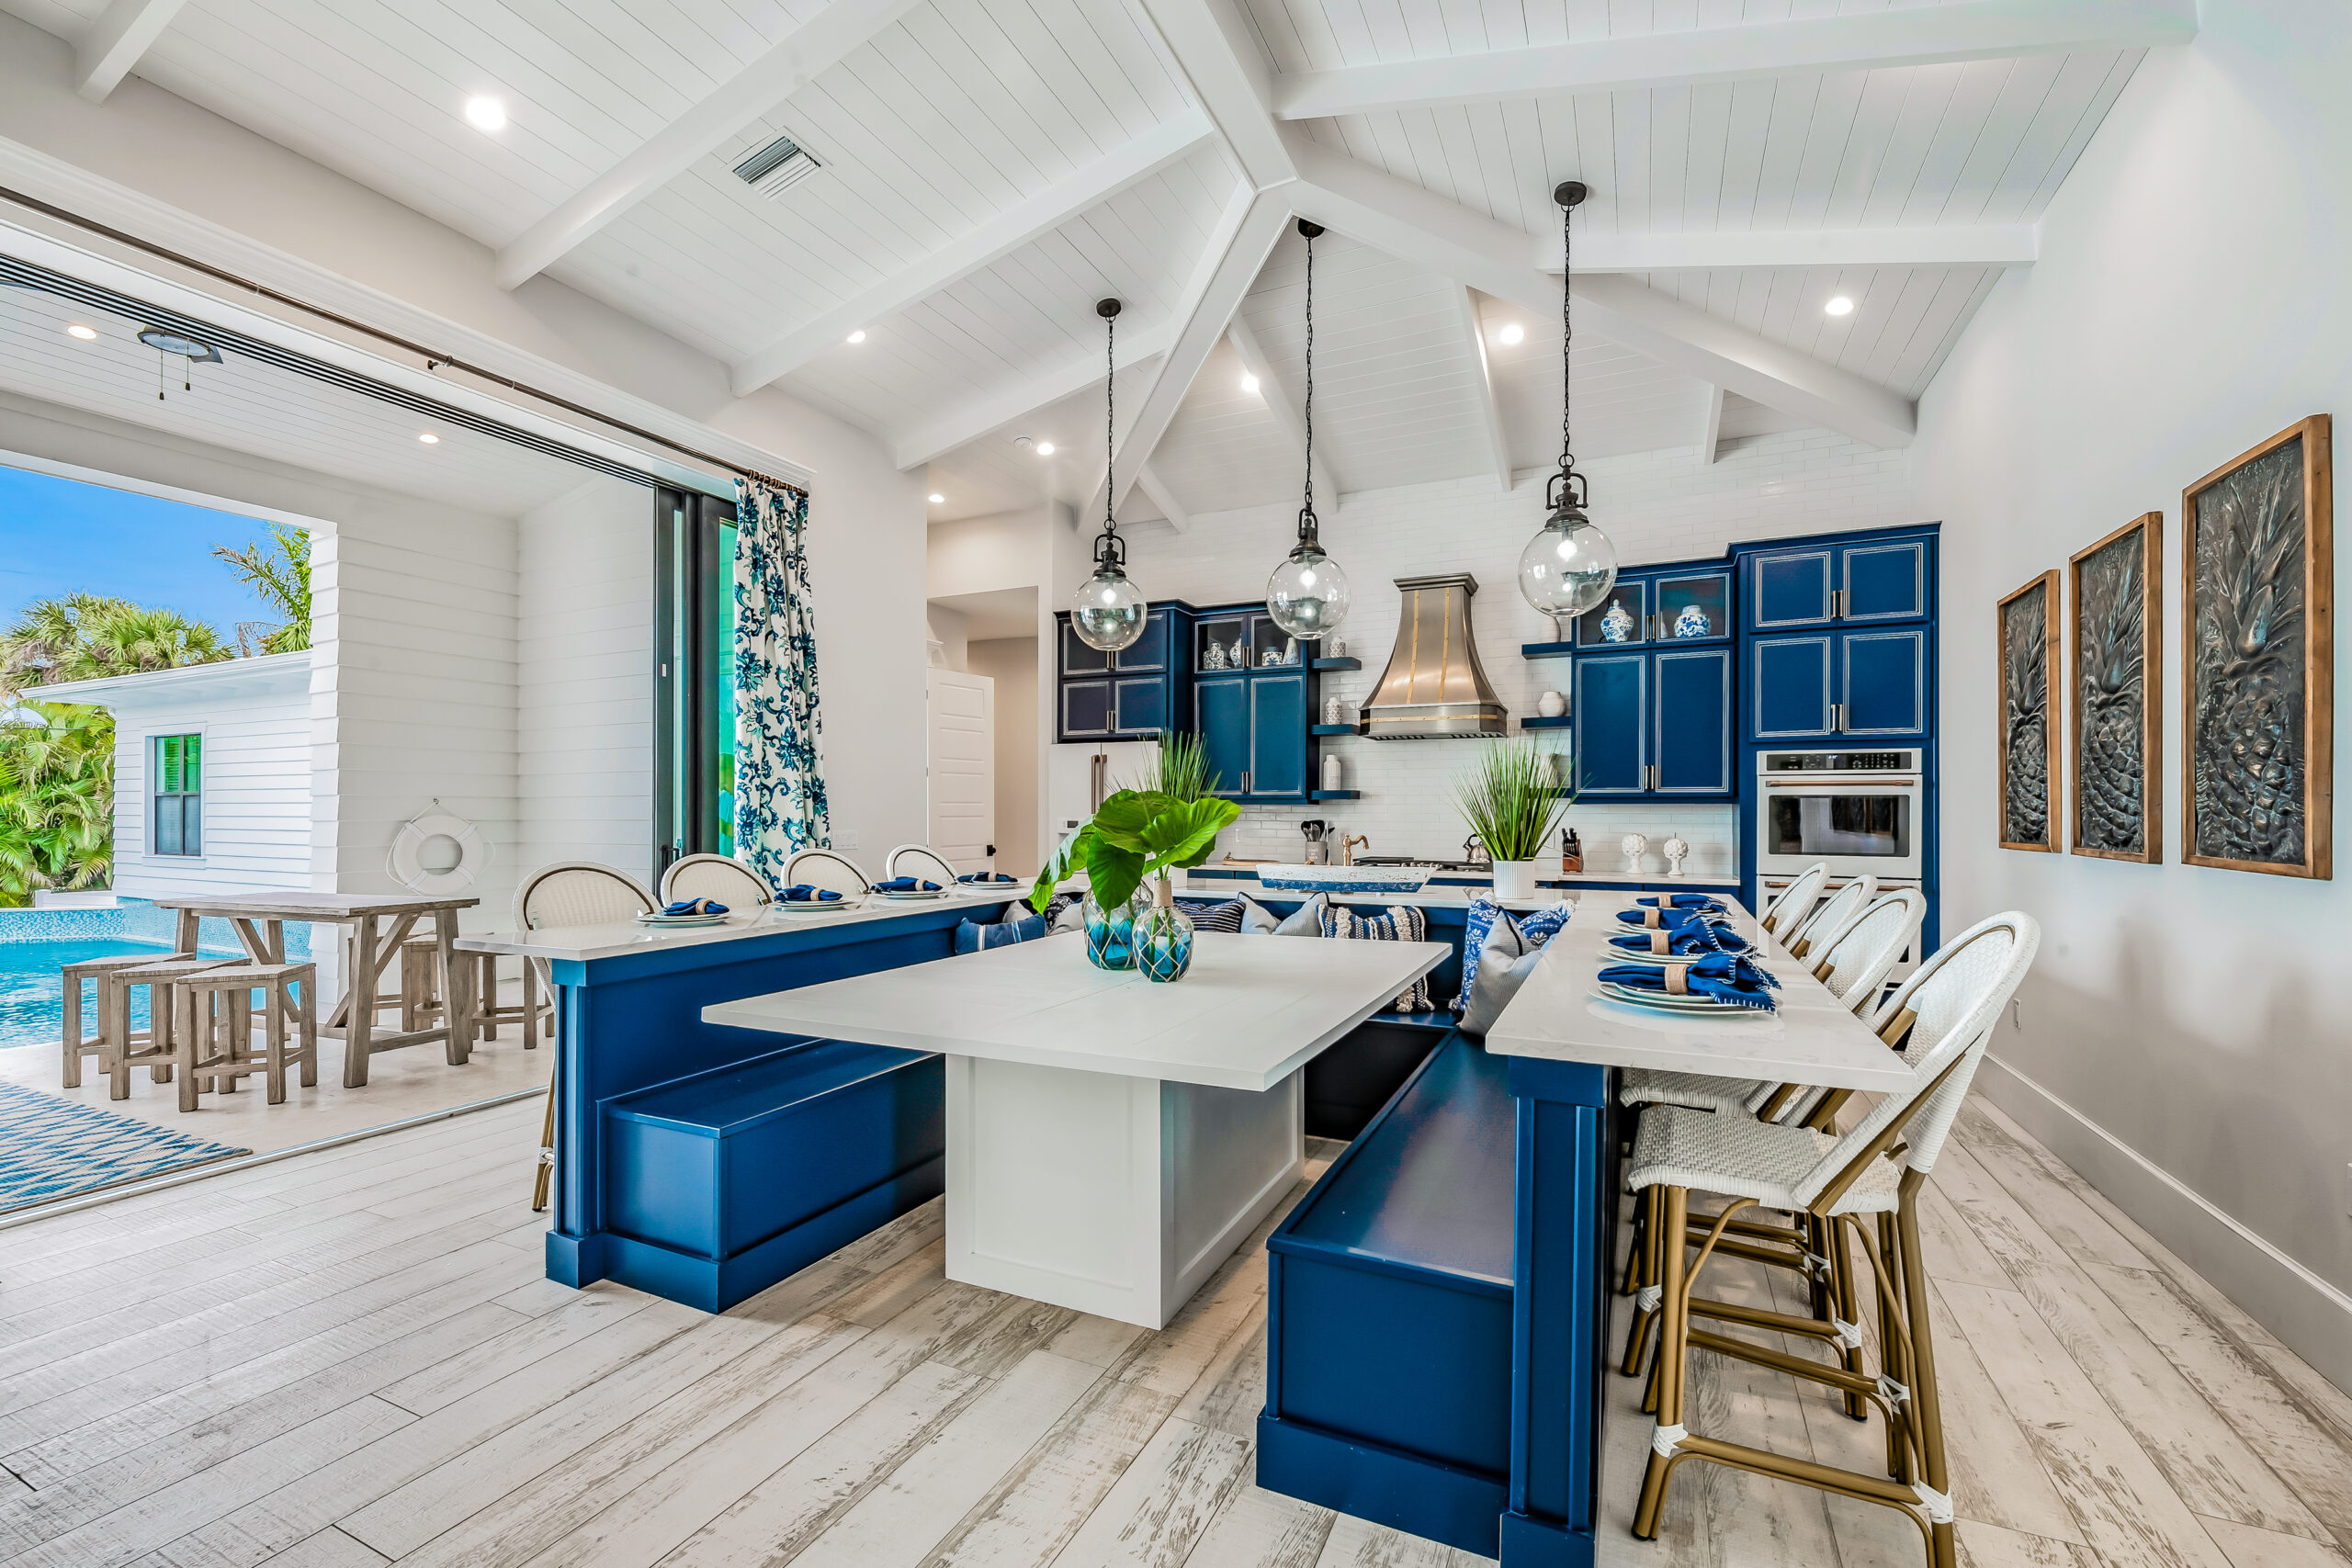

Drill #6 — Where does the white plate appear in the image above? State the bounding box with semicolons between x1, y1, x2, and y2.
637;912;730;928
872;888;951;901
1595;981;1747;1013
1603;941;1706;964
775;899;858;914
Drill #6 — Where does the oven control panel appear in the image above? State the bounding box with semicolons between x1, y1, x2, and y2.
1759;749;1920;774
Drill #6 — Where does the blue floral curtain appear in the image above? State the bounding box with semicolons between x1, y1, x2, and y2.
734;477;830;885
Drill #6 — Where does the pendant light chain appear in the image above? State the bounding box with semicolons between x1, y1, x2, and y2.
1302;226;1315;530
1104;304;1116;538
1558;193;1574;477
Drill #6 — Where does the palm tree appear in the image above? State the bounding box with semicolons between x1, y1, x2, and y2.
0;701;114;905
85;604;232;676
213;524;311;653
0;594;230;698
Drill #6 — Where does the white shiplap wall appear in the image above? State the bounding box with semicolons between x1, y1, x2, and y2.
518;475;656;894
1114;425;1916;872
104;676;312;899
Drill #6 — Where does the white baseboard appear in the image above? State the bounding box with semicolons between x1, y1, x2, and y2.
1979;1053;2352;1397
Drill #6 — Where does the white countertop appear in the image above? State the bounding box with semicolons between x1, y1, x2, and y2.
1190;863;1742;892
1485;893;1915;1091
1169;876;1577;914
455;884;1035;964
700;930;1450;1092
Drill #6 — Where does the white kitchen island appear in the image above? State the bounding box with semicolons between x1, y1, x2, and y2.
703;929;1447;1328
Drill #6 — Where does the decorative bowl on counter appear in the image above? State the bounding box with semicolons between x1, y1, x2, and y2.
1255;863;1434;895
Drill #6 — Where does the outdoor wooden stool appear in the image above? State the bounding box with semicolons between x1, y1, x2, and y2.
174;962;318;1108
398;934;446;1031
103;957;232;1099
472;953;550;1045
61;953;192;1089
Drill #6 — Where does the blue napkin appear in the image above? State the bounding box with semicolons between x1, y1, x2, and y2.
1636;893;1726;913
781;885;844;902
873;877;942;892
660;897;728;917
1606;915;1751;958
1599;952;1780;1011
957;872;1017;884
1616;903;1709;931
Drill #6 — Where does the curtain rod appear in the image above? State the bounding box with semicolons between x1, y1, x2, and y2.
0;183;806;499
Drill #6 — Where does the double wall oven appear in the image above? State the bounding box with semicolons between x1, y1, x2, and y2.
1755;749;1924;889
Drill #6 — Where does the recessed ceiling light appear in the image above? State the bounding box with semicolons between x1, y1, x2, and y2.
928;492;944;504
418;433;441;445
846;329;866;344
464;96;508;131
1495;322;1524;346
1825;296;1855;317
65;323;99;341
1239;371;1261;395
1035;441;1055;457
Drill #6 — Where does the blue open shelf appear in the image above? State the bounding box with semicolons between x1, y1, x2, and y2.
1311;657;1362;671
1311;723;1359;736
1310;789;1361;801
1520;715;1570;730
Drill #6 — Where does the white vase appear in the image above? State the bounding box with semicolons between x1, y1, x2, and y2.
1491;860;1539;900
1320;752;1344;792
1536;690;1566;718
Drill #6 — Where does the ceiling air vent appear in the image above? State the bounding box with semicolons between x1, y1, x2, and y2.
732;132;822;199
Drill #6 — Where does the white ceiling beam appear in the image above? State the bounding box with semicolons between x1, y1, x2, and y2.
1698;383;1724;465
1454;288;1511;491
1271;0;2197;119
1091;186;1290;514
730;109;1216;394
1135;464;1192;533
1284;130;1916;448
1225;314;1340;504
495;0;924;290
74;0;187;103
1543;225;2040;274
1136;0;1295;190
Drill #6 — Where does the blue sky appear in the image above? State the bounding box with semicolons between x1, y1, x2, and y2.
0;464;279;636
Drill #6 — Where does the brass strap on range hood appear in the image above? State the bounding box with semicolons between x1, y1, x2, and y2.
1360;573;1510;739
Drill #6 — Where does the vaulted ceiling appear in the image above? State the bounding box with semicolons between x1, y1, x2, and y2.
0;0;2192;525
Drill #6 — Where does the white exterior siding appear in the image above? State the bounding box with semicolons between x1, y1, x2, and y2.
518;475;655;894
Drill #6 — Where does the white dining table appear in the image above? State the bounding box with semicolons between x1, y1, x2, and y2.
703;929;1448;1329
1484;895;1916;1092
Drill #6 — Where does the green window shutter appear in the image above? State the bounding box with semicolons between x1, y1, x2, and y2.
156;736;182;795
184;734;201;792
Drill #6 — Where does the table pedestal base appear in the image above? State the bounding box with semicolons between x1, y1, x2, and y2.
945;1055;1302;1329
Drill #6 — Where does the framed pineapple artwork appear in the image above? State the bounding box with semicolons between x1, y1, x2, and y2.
1998;570;2062;852
2183;415;2334;878
2070;513;2162;862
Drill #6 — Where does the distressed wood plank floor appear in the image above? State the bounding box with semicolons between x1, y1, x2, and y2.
1;1094;2346;1568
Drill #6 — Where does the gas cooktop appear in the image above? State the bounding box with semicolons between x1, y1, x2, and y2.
1350;855;1490;874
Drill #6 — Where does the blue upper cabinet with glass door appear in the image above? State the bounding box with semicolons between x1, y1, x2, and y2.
1185;605;1315;801
1054;603;1193;742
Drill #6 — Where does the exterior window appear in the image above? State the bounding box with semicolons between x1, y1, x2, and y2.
153;733;203;856
653;488;739;876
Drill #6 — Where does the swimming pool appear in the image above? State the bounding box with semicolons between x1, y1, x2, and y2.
0;901;314;1051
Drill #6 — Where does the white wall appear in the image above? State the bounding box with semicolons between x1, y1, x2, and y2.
106;684;311;898
1912;0;2352;1388
1114;430;1917;871
967;636;1040;874
518;476;652;892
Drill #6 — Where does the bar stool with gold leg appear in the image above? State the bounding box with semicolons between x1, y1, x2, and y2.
1627;912;2039;1568
512;863;655;1210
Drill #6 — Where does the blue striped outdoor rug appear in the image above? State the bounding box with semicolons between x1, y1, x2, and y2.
0;1081;249;1213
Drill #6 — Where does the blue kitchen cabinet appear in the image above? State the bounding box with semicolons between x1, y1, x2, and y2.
1653;647;1733;793
1573;580;1648;648
1059;617;1111;676
1571;654;1645;795
1196;674;1250;797
1250;673;1311;797
1055;604;1193;741
1114;675;1167;735
1115;608;1170;671
1749;628;1926;741
1747;536;1930;630
1654;570;1734;643
1061;678;1115;739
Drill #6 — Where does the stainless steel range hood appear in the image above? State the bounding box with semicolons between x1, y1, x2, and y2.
1360;573;1510;740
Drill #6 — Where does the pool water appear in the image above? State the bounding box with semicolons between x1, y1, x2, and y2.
0;939;187;1048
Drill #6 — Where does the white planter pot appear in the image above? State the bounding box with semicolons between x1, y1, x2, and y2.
1490;860;1540;901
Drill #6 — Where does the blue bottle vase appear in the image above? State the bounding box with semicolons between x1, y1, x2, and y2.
1083;888;1144;971
1135;890;1194;983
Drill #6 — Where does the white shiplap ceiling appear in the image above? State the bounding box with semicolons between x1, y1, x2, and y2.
0;0;2188;525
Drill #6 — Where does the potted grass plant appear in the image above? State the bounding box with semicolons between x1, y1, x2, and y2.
1453;738;1575;901
1028;782;1241;981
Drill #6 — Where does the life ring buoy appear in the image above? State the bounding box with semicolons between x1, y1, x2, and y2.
388;805;491;895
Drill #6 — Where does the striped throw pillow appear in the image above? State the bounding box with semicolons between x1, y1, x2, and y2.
1320;903;1436;1012
1176;897;1249;933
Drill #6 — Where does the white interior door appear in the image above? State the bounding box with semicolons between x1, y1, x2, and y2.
928;669;995;873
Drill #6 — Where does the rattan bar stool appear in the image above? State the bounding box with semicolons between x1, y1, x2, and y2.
1757;861;1830;942
1624;912;2040;1568
61;953;191;1089
175;962;319;1107
513;863;656;1210
103;957;232;1100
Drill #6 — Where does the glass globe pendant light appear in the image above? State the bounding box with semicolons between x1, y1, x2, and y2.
1070;298;1148;653
1517;181;1618;622
1264;220;1350;642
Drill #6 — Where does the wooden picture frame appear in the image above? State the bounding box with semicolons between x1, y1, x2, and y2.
1998;570;2062;852
2182;414;2334;879
2069;513;2163;862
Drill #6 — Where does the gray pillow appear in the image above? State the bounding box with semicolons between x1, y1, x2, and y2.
1457;922;1546;1036
1234;894;1282;934
1272;893;1329;936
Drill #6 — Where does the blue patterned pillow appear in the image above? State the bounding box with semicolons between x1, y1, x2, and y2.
1457;898;1573;1010
954;912;1048;953
1176;897;1248;933
1320;903;1435;1012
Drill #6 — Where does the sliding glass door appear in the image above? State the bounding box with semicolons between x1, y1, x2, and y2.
653;487;739;880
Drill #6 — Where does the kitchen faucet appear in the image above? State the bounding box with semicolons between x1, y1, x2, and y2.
1341;833;1369;866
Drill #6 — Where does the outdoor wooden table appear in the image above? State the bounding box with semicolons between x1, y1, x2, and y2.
153;891;480;1087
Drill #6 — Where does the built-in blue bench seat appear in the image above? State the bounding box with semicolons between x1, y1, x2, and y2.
600;1040;945;1312
1260;1031;1517;1558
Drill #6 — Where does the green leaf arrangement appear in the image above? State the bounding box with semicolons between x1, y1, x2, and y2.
1453;738;1576;863
1129;729;1220;803
1027;788;1242;917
